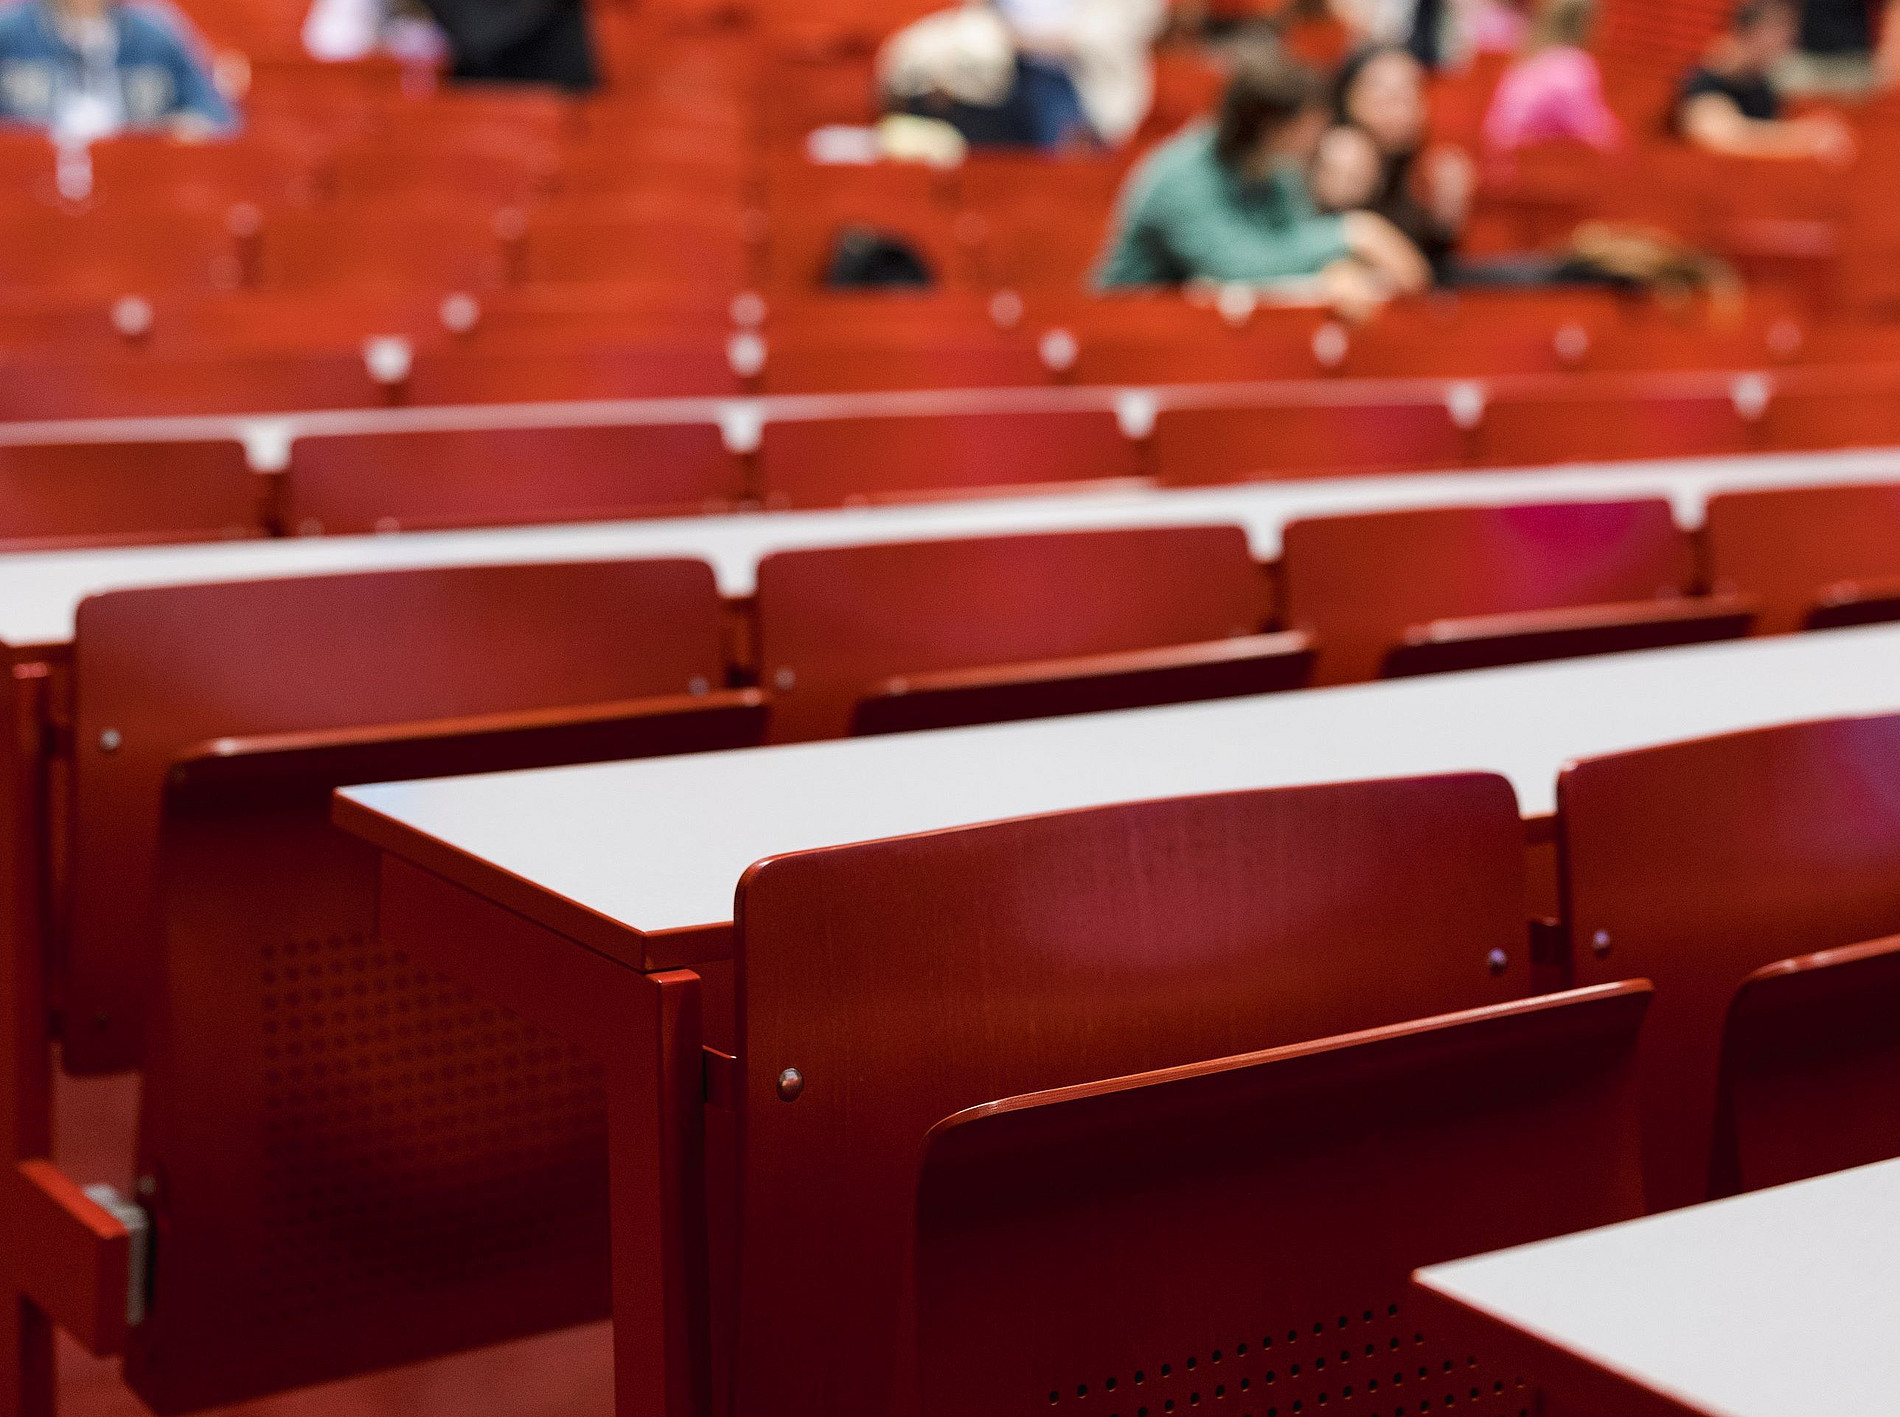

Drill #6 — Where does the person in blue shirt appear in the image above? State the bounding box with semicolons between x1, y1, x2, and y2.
0;0;236;142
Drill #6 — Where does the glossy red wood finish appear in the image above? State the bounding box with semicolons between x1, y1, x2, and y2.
1380;595;1756;678
918;983;1651;1417
1281;500;1700;685
284;424;744;534
122;693;760;1412
731;776;1530;1416
0;442;263;550
4;1161;130;1361
1560;713;1900;1212
66;558;730;1074
851;631;1316;735
1152;401;1466;485
755;409;1139;509
1710;934;1900;1198
751;526;1270;742
1475;387;1754;465
1704;482;1900;635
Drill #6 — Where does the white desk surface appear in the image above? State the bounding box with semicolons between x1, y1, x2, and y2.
1417;1158;1900;1417
339;622;1900;938
1;445;1897;648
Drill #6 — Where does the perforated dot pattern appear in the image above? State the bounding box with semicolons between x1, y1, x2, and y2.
1043;1303;1533;1417
254;932;608;1318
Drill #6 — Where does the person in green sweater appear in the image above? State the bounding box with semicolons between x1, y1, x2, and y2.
1096;46;1429;312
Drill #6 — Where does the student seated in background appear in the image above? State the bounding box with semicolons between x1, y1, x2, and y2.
1095;47;1429;308
1677;0;1855;161
1481;0;1624;154
416;0;595;91
1781;0;1900;96
1334;42;1472;276
0;0;235;141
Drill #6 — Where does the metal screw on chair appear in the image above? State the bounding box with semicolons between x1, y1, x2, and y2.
774;667;796;691
1591;929;1613;959
99;728;122;753
688;676;710;696
776;1067;805;1102
1486;948;1509;976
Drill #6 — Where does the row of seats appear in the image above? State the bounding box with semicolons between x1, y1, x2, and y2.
21;488;1900;1087
15;582;1899;1409
8;363;1900;534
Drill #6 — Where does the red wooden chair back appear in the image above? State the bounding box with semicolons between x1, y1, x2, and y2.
917;983;1651;1417
283;423;743;534
1281;500;1701;685
729;775;1531;1415
756;409;1138;509
0;441;263;549
752;525;1268;741
65;559;730;1075
1705;482;1900;635
1711;936;1900;1199
1152;400;1468;485
1475;383;1756;465
1560;713;1900;1212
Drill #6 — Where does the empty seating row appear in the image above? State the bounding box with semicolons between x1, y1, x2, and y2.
20;682;1900;1413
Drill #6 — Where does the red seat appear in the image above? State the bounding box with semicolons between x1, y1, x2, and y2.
1559;713;1900;1213
1474;379;1757;465
518;210;751;290
1711;934;1900;1198
1153;398;1468;485
1705;482;1900;635
63;559;739;1079
752;525;1275;741
0;204;243;293
756;408;1138;509
284;423;744;533
0;441;263;549
0;350;383;418
919;983;1649;1417
1281;500;1744;686
402;341;742;402
257;204;517;292
36;560;759;1414
717;776;1539;1415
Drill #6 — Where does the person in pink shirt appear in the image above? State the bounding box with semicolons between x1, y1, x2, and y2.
1481;0;1624;153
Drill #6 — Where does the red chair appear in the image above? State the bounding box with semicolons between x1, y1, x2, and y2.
1759;366;1900;456
517;210;751;290
759;161;964;291
284;423;744;533
1559;712;1900;1213
0;441;263;549
918;983;1649;1417
1705;482;1900;635
0;204;243;293
752;526;1287;741
1710;935;1900;1199
0;350;384;418
61;559;743;1078
756;407;1138;509
9;561;760;1416
711;777;1545;1416
1153;397;1468;485
1280;501;1750;685
1474;378;1757;466
256;204;517;292
402;341;742;403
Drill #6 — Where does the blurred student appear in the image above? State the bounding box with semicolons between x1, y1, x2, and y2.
417;0;595;91
0;0;235;141
1677;0;1854;161
1481;0;1623;153
1335;42;1472;271
1781;0;1900;95
302;0;445;65
881;0;1163;150
1308;120;1383;212
1096;47;1429;306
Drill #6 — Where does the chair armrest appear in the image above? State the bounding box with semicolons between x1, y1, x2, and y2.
851;632;1315;737
4;1160;144;1356
167;689;768;805
1808;574;1900;632
1383;595;1757;678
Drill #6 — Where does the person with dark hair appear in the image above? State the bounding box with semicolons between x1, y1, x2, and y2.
1677;0;1854;159
1334;42;1471;276
1095;46;1428;299
416;0;595;91
0;0;235;139
1781;0;1900;95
